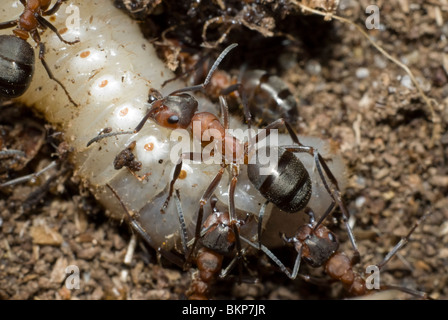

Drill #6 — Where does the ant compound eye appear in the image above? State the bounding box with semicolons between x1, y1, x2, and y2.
167;115;179;124
148;94;159;104
148;88;163;104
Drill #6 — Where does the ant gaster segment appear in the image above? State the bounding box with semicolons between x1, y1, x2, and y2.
242;208;430;298
0;0;79;105
238;69;299;126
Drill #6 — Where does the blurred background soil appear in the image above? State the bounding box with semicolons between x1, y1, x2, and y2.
1;0;447;299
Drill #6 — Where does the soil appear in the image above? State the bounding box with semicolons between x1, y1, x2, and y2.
1;0;447;300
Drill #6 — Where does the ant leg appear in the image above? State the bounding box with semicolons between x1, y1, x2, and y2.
218;248;260;283
218;248;247;279
188;165;226;260
253;118;356;254
160;151;204;212
105;183;185;267
0;20;18;30
35;15;79;45
257;201;269;248
377;211;431;270
37;41;78;107
240;235;303;280
364;211;432;299
228;164;245;282
120;233;137;282
43;0;66;16
250;118;292;145
106;183;159;249
173;189;189;256
303;207;317;225
284;144;360;262
377;285;429;299
0;160;57;188
168;43;238;96
161;160;183;213
222;82;254;141
19;0;26;6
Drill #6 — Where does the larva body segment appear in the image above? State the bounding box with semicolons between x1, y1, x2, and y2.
0;0;347;251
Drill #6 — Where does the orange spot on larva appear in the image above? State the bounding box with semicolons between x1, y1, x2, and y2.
119;108;129;117
178;170;187;180
99;80;108;88
144;142;154;151
50;16;56;22
59;27;68;35
80;51;91;58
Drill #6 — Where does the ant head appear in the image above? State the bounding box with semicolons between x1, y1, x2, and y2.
295;224;339;268
148;93;198;129
201;204;235;255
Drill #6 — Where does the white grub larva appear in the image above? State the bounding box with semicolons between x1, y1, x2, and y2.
0;0;347;252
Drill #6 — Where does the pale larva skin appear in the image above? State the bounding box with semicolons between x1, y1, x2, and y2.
0;0;347;250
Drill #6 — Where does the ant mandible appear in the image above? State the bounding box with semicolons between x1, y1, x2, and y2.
0;0;78;105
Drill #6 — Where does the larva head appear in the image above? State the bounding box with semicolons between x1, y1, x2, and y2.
149;93;198;129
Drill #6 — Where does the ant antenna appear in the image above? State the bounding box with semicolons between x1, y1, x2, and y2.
168;43;238;95
86;129;133;147
86;43;239;147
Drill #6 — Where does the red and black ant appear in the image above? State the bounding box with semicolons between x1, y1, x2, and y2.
181;194;254;300
0;0;78;105
157;41;299;126
106;182;252;300
241;207;430;298
89;43;360;273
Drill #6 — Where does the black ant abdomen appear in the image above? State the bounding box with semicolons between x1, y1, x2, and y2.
248;146;312;213
241;69;299;125
0;0;79;105
0;35;35;98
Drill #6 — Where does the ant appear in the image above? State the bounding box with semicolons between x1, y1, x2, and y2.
107;181;252;300
181;194;253;300
241;207;430;298
0;0;78;105
88;42;359;270
158;41;299;126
